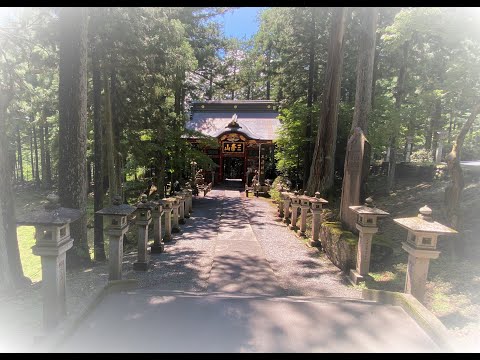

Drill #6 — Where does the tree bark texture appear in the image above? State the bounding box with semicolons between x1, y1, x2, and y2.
444;103;480;257
58;7;90;266
306;7;347;195
350;7;378;135
92;44;106;261
302;8;317;189
103;68;118;203
44;123;52;188
16;125;23;182
0;87;26;289
387;41;408;193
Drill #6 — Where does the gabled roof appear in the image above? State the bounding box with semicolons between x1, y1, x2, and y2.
186;101;280;141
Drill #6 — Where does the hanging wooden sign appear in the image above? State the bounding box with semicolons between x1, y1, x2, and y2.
222;142;245;153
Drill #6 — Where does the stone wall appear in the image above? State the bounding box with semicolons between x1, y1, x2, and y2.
319;222;358;273
395;163;435;181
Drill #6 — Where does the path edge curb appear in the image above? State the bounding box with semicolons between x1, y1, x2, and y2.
362;289;455;352
36;278;139;352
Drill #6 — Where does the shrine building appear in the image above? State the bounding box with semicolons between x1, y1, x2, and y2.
186;100;280;185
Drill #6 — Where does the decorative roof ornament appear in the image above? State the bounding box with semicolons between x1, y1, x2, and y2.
226;113;241;129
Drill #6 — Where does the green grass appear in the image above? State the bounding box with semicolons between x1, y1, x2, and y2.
17;226;42;282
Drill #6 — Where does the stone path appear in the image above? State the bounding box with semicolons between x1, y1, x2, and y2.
57;188;440;352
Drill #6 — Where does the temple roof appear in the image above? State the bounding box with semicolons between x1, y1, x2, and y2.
186;101;280;141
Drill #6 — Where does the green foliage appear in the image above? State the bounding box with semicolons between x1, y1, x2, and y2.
410;149;434;165
275;102;319;181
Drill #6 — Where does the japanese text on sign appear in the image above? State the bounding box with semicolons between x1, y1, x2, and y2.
222;142;244;153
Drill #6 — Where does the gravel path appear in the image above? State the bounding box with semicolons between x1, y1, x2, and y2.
243;195;361;299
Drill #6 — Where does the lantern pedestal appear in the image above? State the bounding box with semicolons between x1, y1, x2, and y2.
163;199;173;242
171;198;181;233
33;232;73;330
309;192;328;247
289;191;300;231
402;242;440;302
151;200;164;254
283;193;291;225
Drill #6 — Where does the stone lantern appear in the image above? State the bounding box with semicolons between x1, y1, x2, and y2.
277;185;285;218
133;195;153;271
309;192;328;247
348;197;389;285
16;194;82;330
150;194;165;254
96;195;136;281
298;191;311;238
282;191;292;225
170;196;181;233
393;205;457;302
162;198;174;242
289;190;301;231
182;187;191;219
175;192;186;225
185;183;193;216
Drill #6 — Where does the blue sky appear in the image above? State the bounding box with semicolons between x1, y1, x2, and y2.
219;7;265;40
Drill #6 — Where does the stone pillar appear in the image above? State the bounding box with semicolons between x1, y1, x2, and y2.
299;192;310;238
185;184;193;215
17;193;83;330
171;197;181;233
277;186;285;219
183;189;191;218
211;171;215;186
95;196;135;284
339;127;371;234
134;195;152;271
150;196;164;253
16;196;80;326
283;192;292;225
348;198;389;284
309;192;328;247
176;194;186;225
289;191;300;231
394;205;457;303
435;131;447;163
163;199;173;242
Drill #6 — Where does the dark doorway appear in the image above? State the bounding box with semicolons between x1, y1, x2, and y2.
223;157;244;180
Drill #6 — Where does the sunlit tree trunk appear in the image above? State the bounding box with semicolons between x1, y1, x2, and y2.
58;7;90;267
306;7;347;195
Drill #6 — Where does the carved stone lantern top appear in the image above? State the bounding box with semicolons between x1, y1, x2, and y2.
96;195;136;217
136;194;155;210
393;205;457;235
17;193;83;226
310;191;329;204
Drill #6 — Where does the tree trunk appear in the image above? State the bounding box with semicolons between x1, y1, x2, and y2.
16;124;23;183
302;8;317;189
58;7;90;268
39;116;46;189
350;8;378;134
387;41;408;193
371;29;381;109
430;98;442;157
306;7;347;195
339;8;377;231
29;126;34;182
0;87;27;290
110;65;123;202
266;45;272;100
44;122;52;188
444;103;480;257
92;44;106;261
31;116;41;189
103;67;117;203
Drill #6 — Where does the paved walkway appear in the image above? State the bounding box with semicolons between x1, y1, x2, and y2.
58;188;440;352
